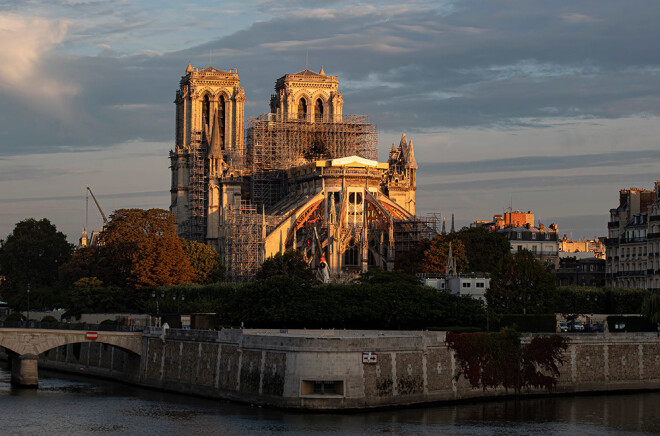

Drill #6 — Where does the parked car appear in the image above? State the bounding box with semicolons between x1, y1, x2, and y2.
559;322;568;332
590;323;605;332
569;322;585;332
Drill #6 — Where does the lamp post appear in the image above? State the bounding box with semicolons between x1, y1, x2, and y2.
151;291;165;327
173;293;185;314
26;283;30;328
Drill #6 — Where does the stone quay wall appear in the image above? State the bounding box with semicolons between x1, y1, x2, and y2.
35;329;660;410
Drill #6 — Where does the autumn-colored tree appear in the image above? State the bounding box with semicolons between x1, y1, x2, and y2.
184;240;225;284
396;235;468;274
97;209;196;289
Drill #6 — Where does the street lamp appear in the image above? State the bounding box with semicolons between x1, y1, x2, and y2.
151;291;165;327
26;283;30;328
173;293;185;314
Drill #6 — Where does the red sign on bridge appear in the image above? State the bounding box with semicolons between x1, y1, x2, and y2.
86;331;98;340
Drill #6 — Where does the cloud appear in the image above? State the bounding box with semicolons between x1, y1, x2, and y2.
560;13;600;24
0;13;78;110
419;148;660;176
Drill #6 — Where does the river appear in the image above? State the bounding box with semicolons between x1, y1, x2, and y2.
0;368;659;435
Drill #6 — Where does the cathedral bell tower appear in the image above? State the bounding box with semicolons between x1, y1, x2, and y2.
170;61;245;243
269;67;343;122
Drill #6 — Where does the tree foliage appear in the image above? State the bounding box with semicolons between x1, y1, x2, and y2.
642;293;660;325
446;329;569;393
0;218;73;308
397;235;468;274
60;209;196;289
486;250;558;314
256;249;315;281
455;227;511;274
184;241;224;284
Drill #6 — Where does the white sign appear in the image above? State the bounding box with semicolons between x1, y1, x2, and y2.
362;352;378;364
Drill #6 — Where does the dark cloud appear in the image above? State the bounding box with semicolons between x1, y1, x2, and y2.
418;149;660;177
3;0;660;157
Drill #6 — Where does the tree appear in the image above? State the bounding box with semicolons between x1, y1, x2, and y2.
0;218;73;308
486;249;558;314
455;227;511;274
256;250;315;281
97;209;196;289
184;241;225;284
396;235;468;274
642;293;660;325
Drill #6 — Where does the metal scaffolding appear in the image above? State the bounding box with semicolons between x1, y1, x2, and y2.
393;217;438;253
246;113;378;209
224;200;264;282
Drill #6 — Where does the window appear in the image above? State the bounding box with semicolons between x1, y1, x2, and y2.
532;233;536;240
216;95;225;145
202;94;210;128
348;192;363;205
476;282;485;288
517;245;523;252
301;380;344;396
462;282;471;288
315;98;323;122
298;98;307;120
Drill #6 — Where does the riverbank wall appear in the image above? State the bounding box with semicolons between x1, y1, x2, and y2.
35;329;660;410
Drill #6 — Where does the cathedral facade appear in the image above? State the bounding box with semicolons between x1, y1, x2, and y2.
170;63;431;281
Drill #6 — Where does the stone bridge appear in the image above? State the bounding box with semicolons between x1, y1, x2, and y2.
0;328;143;387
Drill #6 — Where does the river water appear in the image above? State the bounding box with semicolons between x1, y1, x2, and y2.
0;368;659;435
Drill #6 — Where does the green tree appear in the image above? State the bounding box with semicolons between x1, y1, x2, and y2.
184;240;225;284
486;250;558;314
0;218;73;308
97;208;196;289
256;250;315;281
455;227;511;274
642;293;660;325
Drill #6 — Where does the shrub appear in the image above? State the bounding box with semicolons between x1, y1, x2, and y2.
5;311;25;322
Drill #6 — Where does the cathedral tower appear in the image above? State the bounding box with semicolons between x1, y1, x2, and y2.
170;62;245;242
269;67;343;122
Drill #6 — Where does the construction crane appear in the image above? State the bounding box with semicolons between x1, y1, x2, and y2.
86;186;108;224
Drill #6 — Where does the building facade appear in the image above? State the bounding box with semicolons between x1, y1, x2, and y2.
498;223;560;267
555;257;606;287
170;64;433;281
606;182;660;291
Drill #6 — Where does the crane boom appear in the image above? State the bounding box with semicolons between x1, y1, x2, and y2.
86;186;108;224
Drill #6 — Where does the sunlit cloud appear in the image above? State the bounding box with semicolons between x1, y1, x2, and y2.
0;13;78;111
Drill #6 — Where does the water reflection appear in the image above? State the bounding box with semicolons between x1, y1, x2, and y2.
0;367;658;435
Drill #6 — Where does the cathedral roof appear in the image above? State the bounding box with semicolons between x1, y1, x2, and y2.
292;69;324;76
198;66;236;76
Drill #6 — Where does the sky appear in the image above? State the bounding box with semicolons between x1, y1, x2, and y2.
1;0;659;243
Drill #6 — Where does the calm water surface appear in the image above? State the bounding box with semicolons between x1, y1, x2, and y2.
0;368;659;435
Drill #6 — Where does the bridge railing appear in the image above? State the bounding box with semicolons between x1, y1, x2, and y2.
0;321;145;332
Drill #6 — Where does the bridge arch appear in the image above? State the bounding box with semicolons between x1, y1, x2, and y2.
0;329;142;357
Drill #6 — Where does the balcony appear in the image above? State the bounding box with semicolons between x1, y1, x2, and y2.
648;233;660;240
608;221;620;228
620;237;647;243
651;216;660;222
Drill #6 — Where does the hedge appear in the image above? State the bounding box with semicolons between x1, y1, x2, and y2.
492;314;557;333
607;315;657;332
556;286;649;314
